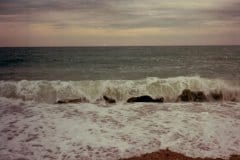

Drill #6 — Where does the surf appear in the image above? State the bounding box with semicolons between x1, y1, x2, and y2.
0;76;239;104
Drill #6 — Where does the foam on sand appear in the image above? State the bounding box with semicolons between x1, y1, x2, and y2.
0;97;240;160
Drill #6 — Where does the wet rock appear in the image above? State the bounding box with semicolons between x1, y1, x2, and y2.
154;97;165;102
119;148;233;160
177;89;194;102
195;91;207;102
103;96;116;104
177;89;207;102
210;91;223;101
56;97;89;104
127;95;164;103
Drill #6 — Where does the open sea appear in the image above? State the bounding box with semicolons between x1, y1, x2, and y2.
0;46;240;160
0;46;240;81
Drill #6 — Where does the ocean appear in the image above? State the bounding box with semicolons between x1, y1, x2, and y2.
1;46;240;80
0;46;240;160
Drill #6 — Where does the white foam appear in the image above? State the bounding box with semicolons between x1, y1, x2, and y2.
0;76;240;103
0;97;240;159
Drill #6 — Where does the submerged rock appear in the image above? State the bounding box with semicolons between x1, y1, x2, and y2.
210;91;223;101
103;95;116;104
177;89;207;102
194;91;208;102
177;89;194;102
127;95;164;103
56;97;89;104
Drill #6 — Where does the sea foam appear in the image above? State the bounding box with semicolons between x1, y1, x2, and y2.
0;76;239;103
0;97;240;160
0;76;239;104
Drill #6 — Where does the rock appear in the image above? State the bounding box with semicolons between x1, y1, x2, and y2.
177;89;194;102
103;95;116;104
154;97;164;102
127;95;164;103
210;91;223;101
195;91;207;102
119;148;234;160
177;89;207;102
56;97;88;104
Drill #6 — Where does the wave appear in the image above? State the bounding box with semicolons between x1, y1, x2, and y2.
0;76;239;103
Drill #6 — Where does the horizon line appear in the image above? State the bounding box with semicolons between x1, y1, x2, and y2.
0;44;240;48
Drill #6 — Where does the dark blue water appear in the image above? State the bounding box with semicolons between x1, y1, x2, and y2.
0;46;240;80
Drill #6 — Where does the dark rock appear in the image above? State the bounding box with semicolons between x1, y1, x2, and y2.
103;96;116;104
210;91;223;101
177;89;207;102
195;91;207;102
154;97;164;102
127;95;153;103
56;97;88;104
127;95;164;103
178;89;194;102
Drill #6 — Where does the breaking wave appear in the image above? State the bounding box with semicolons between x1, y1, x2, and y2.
0;76;239;103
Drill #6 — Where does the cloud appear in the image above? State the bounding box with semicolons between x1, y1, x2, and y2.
206;2;240;21
0;0;109;15
0;0;240;29
218;2;240;17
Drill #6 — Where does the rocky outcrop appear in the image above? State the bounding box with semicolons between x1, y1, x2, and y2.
210;91;223;101
56;97;89;104
120;148;240;160
194;91;208;102
127;95;164;103
177;89;207;102
103;95;116;104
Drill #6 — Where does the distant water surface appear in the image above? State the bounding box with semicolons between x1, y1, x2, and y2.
0;46;239;80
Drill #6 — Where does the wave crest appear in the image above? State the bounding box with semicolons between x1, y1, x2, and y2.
0;76;239;103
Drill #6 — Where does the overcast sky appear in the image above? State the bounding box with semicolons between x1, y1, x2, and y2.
0;0;239;46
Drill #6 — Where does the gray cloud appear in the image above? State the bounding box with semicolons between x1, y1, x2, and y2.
0;0;111;15
206;2;240;20
0;0;239;29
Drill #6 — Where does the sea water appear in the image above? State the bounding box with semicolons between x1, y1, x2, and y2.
0;46;240;80
0;46;240;160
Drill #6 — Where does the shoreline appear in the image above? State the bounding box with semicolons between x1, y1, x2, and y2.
1;97;240;160
120;149;240;160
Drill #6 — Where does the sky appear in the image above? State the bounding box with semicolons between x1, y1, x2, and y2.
0;0;239;46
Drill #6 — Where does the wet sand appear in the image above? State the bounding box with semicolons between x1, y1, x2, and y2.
120;149;240;160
